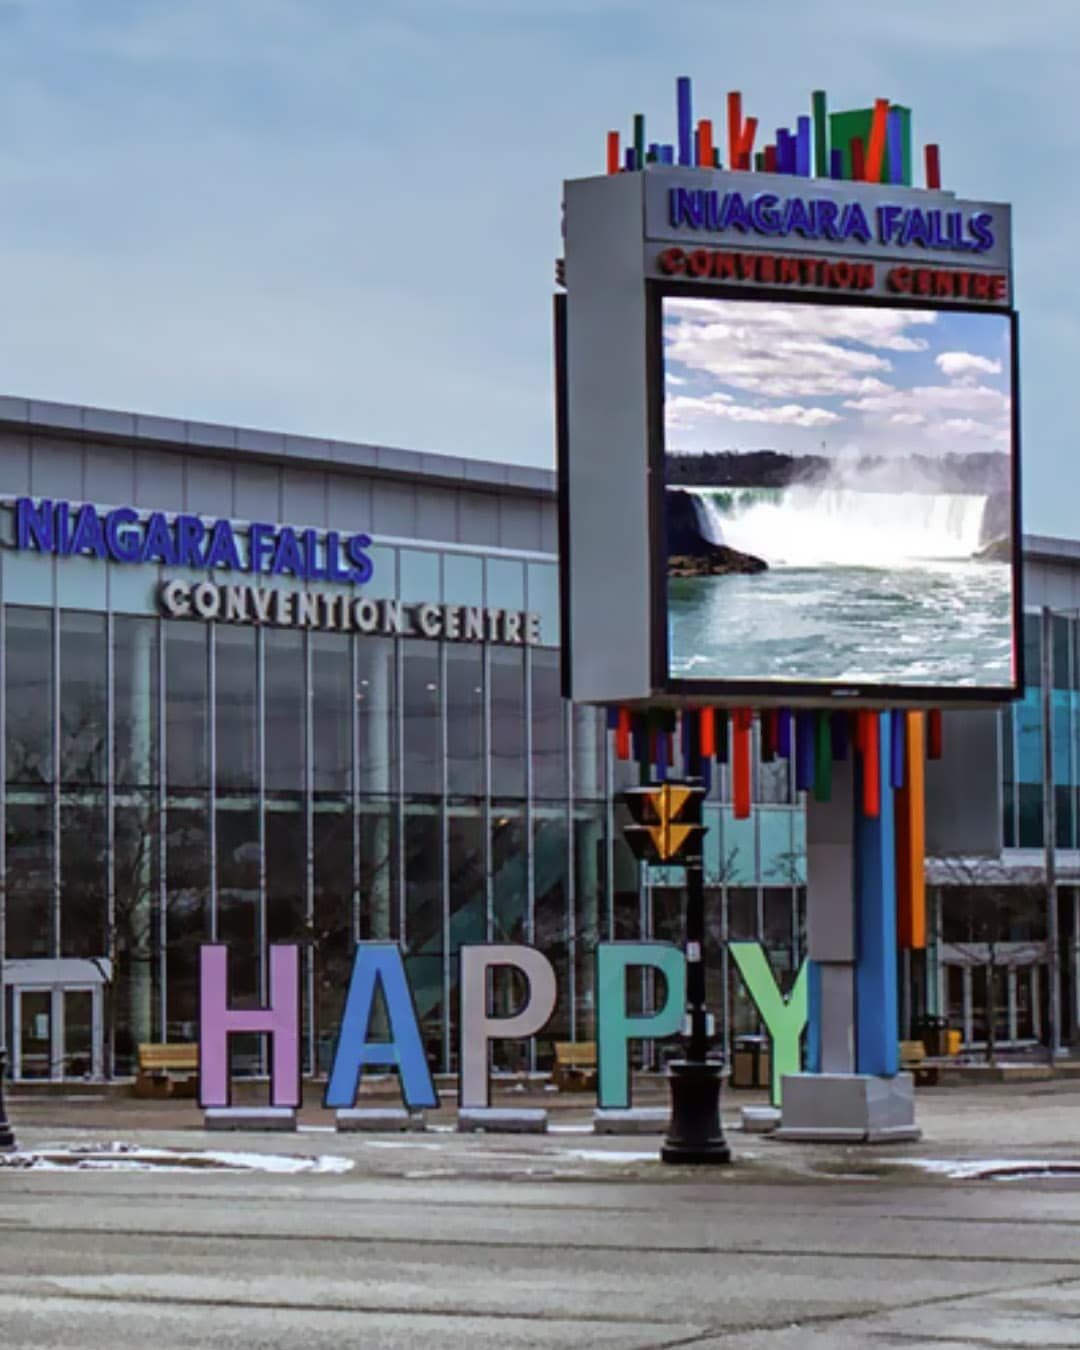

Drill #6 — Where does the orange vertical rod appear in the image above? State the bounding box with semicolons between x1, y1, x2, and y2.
732;708;752;819
860;711;880;818
896;711;927;949
606;131;620;175
727;91;742;169
697;118;714;170
864;97;890;182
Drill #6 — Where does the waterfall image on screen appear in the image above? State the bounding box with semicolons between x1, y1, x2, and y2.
663;296;1015;689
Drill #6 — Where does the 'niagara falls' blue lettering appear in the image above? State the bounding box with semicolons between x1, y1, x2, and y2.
10;498;377;584
667;188;996;253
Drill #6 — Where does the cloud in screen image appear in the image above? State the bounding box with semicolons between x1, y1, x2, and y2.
662;296;1016;689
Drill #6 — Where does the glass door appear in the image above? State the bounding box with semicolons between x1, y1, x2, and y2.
62;989;95;1079
16;990;53;1079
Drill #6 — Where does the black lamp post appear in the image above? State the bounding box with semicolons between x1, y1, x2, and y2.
659;729;730;1164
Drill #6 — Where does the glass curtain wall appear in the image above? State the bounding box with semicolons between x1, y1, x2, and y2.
0;579;618;1077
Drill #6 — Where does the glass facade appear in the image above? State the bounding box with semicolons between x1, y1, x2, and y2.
0;513;814;1076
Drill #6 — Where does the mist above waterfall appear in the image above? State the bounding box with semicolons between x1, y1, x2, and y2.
686;481;990;569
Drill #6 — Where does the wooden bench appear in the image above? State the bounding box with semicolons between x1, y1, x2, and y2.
134;1043;199;1099
552;1041;597;1092
900;1039;936;1087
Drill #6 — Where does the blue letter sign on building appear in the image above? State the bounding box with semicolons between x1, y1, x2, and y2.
13;498;374;584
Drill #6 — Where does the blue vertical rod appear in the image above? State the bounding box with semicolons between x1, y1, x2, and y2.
887;107;904;185
795;115;811;176
855;719;899;1076
829;147;843;180
676;76;693;166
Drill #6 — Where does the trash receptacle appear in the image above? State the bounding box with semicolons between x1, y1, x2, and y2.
731;1034;770;1089
915;1015;949;1057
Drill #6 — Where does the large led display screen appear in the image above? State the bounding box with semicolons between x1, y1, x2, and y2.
661;294;1018;696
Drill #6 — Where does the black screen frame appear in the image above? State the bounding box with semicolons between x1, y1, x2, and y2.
646;279;1024;707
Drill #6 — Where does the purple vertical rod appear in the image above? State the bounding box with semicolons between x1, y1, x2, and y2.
700;756;713;793
777;708;793;760
606;706;620;731
656;727;669;779
829;147;843;179
676;76;693;166
623;147;635;171
795;115;811;176
887;107;904;185
890;710;906;789
795;713;815;791
661;144;675;165
680;710;694;774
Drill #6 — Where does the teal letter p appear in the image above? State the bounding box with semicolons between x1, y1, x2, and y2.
596;942;686;1110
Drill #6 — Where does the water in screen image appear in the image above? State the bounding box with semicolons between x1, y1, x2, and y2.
662;296;1015;688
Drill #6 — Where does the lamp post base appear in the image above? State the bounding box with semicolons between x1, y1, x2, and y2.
660;1059;731;1165
0;1049;16;1152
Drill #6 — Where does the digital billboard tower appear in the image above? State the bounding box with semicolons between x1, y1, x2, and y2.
558;82;1020;1152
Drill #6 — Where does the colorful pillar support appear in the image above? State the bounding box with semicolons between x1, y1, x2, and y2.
777;714;919;1143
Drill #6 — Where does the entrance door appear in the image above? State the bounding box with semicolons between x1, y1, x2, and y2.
10;984;103;1080
16;990;54;1079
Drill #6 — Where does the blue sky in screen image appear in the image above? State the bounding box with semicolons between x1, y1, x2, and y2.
663;299;1012;464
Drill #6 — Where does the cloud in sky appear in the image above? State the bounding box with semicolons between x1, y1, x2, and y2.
664;298;1012;456
0;1;1072;527
936;351;1004;379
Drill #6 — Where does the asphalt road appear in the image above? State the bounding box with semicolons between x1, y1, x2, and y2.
3;1126;1080;1348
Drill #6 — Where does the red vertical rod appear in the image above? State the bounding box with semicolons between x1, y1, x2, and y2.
615;706;631;760
697;118;714;169
736;116;758;170
607;131;620;175
727;91;742;169
764;144;777;173
927;708;944;759
733;708;752;819
699;707;716;758
865;97;890;181
860;711;880;818
925;144;941;190
850;136;866;182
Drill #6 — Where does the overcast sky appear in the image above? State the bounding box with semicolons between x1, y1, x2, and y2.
0;1;1075;532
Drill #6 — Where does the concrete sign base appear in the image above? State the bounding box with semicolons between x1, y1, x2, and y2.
203;1107;298;1132
774;1073;920;1143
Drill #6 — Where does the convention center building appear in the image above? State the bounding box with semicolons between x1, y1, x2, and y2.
0;397;1075;1080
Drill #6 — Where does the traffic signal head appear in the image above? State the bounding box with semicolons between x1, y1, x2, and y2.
622;782;706;864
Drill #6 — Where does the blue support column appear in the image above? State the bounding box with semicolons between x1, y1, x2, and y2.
854;713;900;1077
805;959;821;1074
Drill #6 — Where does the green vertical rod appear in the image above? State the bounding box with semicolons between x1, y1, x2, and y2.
812;90;828;178
813;711;832;802
754;150;765;171
633;113;646;170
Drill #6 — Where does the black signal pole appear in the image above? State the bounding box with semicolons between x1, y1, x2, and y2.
0;1048;15;1151
660;725;730;1165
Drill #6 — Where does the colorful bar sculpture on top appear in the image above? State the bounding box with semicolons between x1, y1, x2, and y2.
605;77;942;190
607;703;936;958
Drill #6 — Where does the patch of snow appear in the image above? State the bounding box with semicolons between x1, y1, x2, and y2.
0;1143;352;1175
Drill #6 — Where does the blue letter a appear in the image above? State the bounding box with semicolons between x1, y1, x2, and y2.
324;943;439;1110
